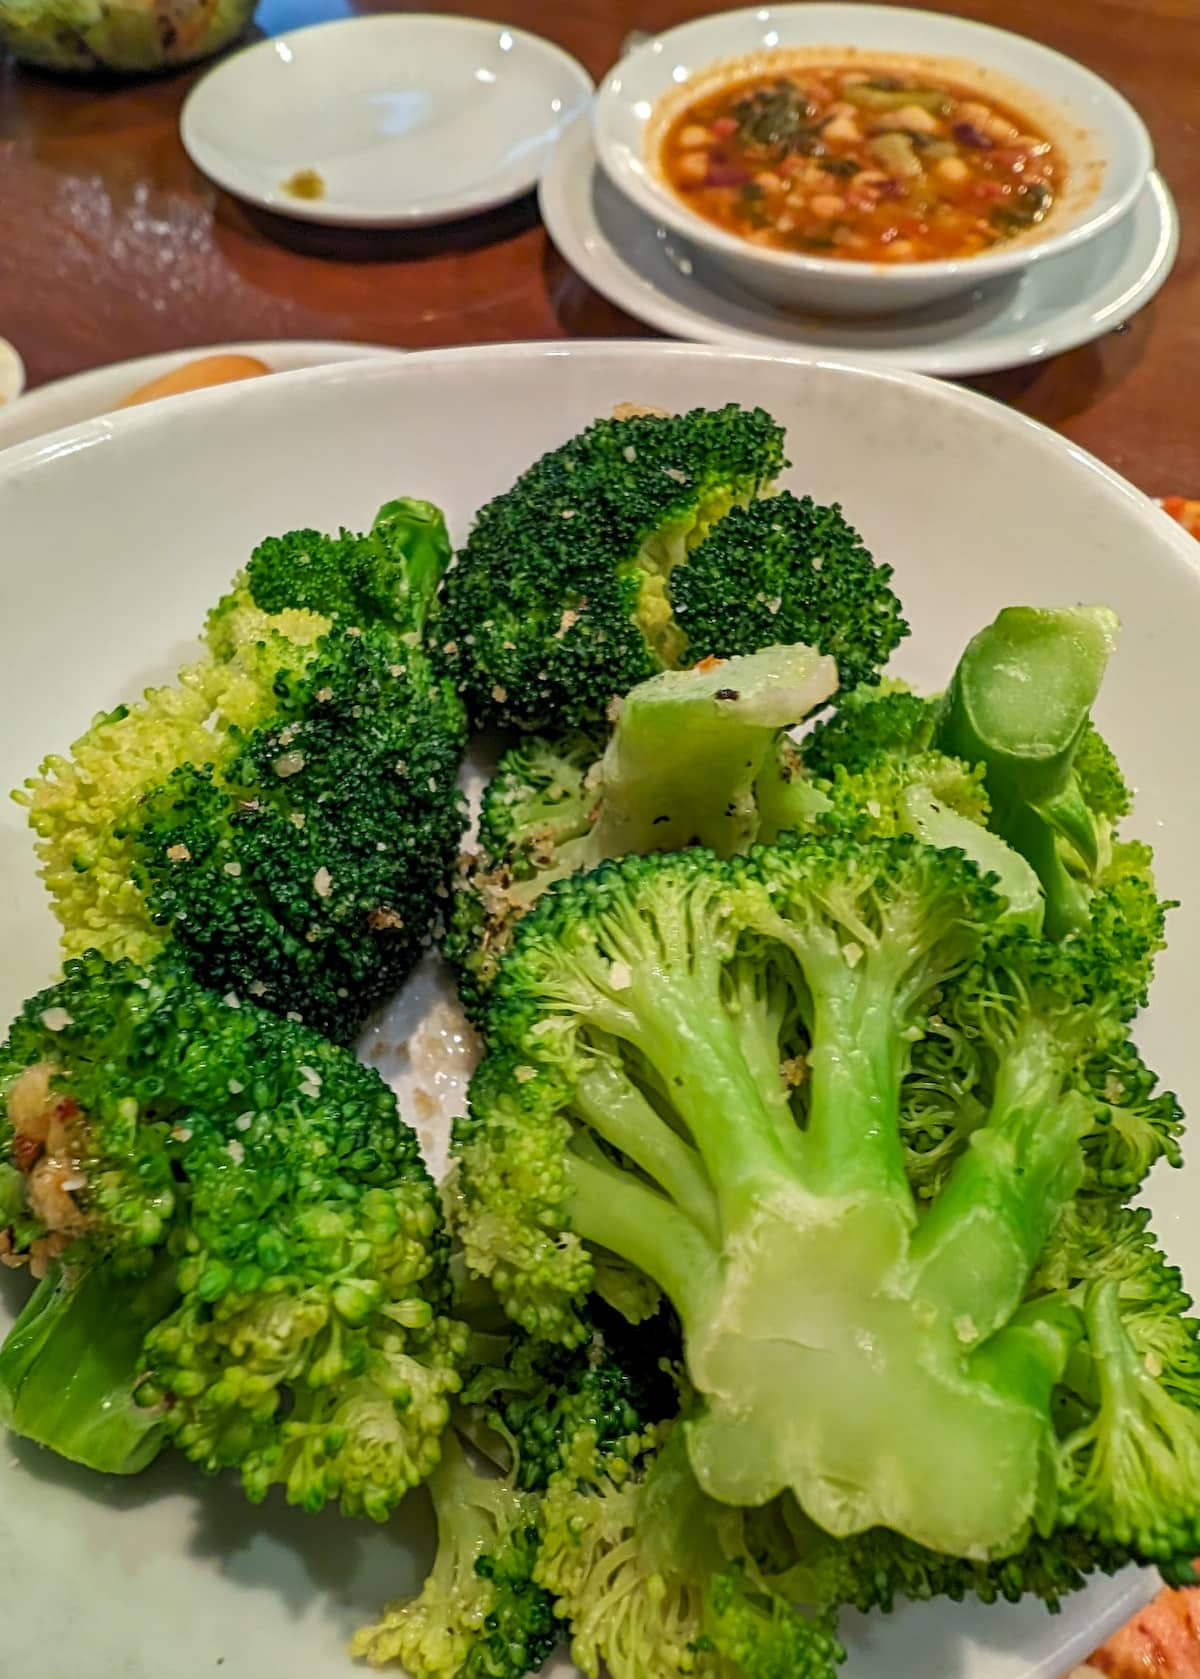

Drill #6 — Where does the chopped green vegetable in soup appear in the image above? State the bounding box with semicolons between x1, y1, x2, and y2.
660;63;1062;262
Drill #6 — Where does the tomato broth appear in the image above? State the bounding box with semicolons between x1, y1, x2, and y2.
660;64;1062;263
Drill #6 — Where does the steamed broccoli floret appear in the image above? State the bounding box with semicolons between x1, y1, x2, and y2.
0;952;464;1516
454;838;1196;1564
766;679;1045;925
435;406;904;732
352;1430;559;1679
671;492;908;691
800;682;941;780
357;1300;680;1676
446;645;838;1019
1024;1197;1200;1567
538;1422;844;1679
17;499;467;1045
898;946;1183;1205
460;1301;680;1493
804;619;1171;999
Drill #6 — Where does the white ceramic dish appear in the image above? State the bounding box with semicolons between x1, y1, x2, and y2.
180;15;593;227
0;340;404;452
541;118;1179;377
0;335;25;409
594;4;1153;315
3;341;1195;1678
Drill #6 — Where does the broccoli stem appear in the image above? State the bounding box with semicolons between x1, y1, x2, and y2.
371;498;454;635
0;1255;176;1474
934;605;1118;936
910;1033;1090;1338
573;1060;720;1247
804;986;913;1205
567;1154;720;1330
587;644;837;862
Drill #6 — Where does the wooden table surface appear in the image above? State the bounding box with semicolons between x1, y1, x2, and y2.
0;0;1196;491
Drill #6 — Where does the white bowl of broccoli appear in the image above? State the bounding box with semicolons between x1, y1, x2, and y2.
0;340;1196;1679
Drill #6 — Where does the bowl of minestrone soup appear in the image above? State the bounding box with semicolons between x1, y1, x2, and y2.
594;4;1152;316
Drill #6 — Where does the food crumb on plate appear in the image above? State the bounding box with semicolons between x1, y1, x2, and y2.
281;167;326;201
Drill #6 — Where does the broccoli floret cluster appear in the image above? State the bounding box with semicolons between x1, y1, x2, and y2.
446;644;838;1020
0;951;465;1518
355;1305;678;1679
435;406;905;732
18;499;467;1045
3;404;1191;1679
454;832;1193;1574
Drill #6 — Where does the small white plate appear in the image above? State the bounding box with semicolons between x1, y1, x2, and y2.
540;118;1178;378
0;340;404;452
180;15;593;227
0;337;25;411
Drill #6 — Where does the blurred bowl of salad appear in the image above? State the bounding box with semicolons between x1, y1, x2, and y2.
0;0;257;74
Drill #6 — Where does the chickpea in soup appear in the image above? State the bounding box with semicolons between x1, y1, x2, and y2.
660;64;1062;263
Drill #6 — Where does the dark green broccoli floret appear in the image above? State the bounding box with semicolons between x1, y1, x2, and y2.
454;838;1197;1566
437;405;895;732
800;682;941;780
784;1511;1133;1618
0;952;464;1516
18;499;467;1045
671;492;908;691
461;1301;680;1493
353;1430;560;1679
445;645;838;1021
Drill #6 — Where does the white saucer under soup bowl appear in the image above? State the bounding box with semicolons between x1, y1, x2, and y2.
539;117;1178;377
181;14;593;227
594;4;1153;315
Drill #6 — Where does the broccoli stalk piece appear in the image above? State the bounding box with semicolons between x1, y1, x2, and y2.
454;838;1197;1563
446;644;838;1018
352;1430;559;1679
933;605;1119;938
0;1254;178;1473
0;952;465;1516
17;498;467;1045
436;406;905;732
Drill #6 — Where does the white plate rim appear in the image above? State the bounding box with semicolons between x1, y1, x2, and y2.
0;340;405;453
1;339;1193;552
180;14;595;228
539;120;1180;378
